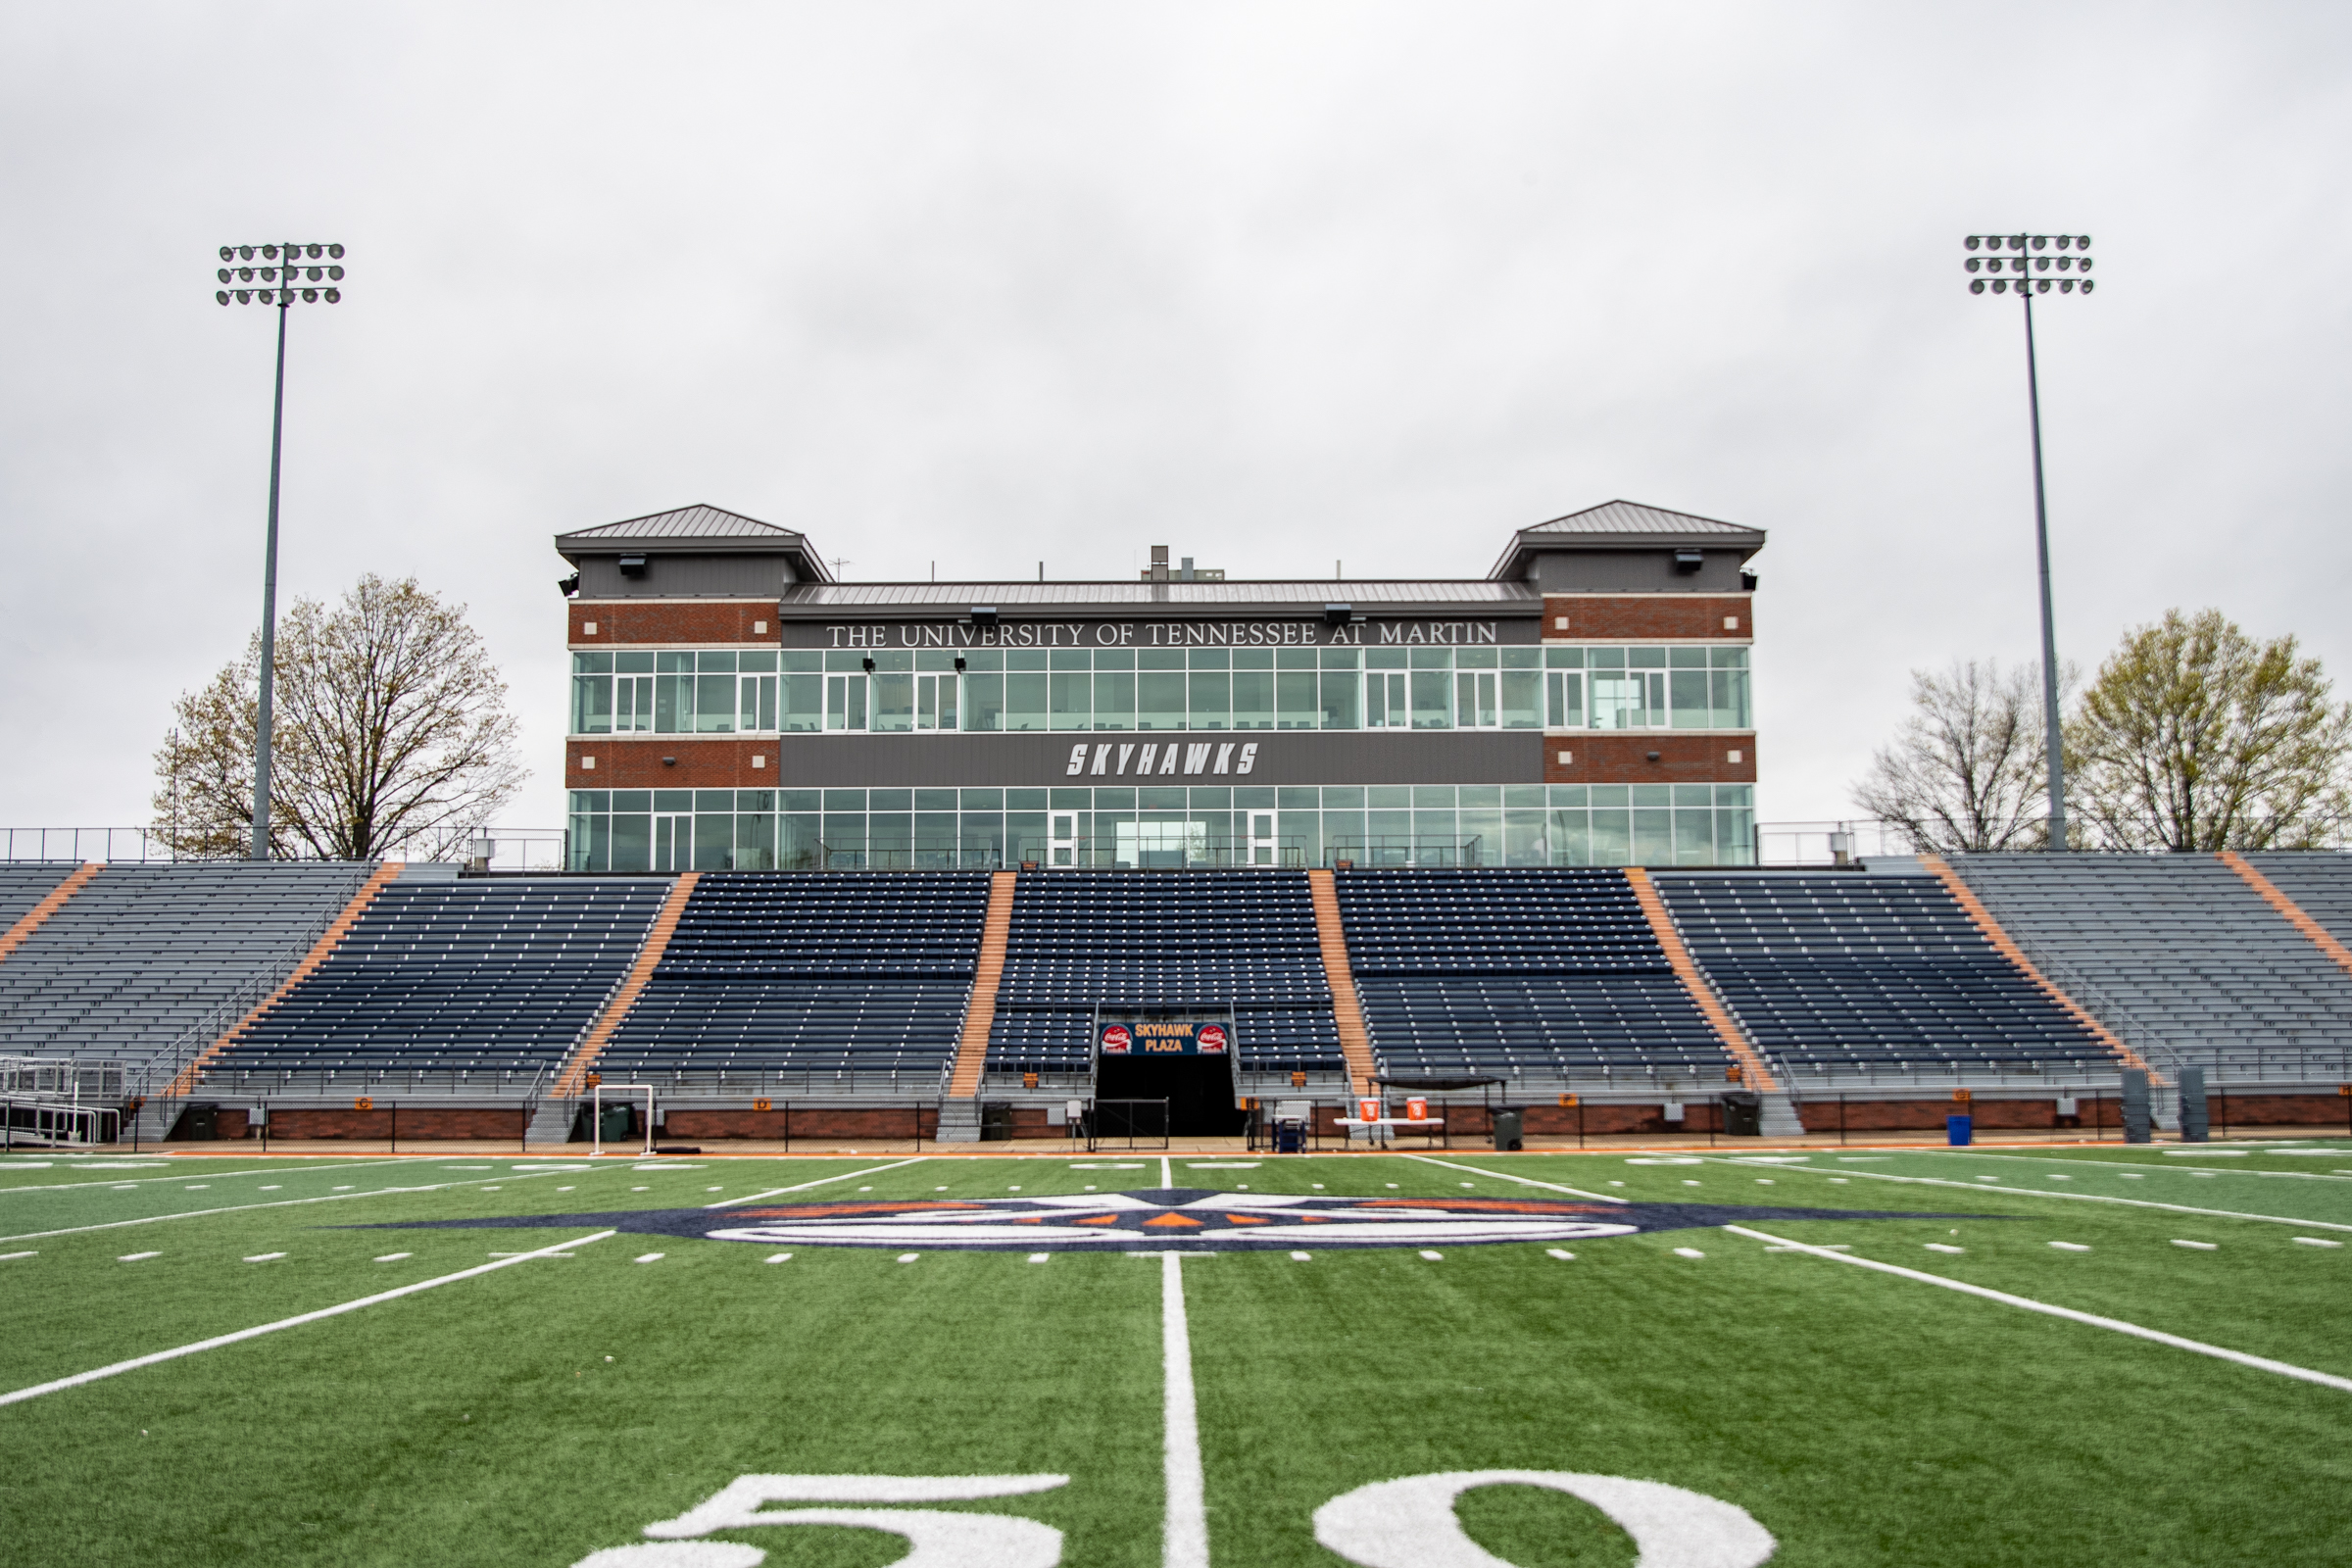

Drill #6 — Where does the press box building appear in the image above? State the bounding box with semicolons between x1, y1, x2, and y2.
556;501;1764;872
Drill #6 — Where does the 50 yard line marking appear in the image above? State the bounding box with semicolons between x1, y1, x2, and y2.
0;1231;617;1408
1160;1252;1207;1568
1726;1225;2352;1395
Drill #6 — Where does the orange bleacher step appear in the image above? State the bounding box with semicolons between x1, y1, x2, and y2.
1305;869;1377;1095
0;861;104;965
948;870;1020;1100
553;871;701;1098
2220;851;2352;980
1918;853;2161;1083
1623;866;1778;1093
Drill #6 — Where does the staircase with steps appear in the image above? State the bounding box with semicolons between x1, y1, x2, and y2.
939;870;1018;1141
525;1097;578;1149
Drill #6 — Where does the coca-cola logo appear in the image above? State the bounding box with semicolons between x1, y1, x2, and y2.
1198;1024;1228;1054
1100;1025;1132;1055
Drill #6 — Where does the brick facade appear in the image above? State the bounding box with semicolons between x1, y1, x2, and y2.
1543;595;1752;641
662;1106;940;1141
259;1107;527;1141
571;601;779;646
1543;733;1756;786
569;738;778;790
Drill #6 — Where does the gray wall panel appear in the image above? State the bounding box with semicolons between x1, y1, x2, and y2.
578;555;799;598
1535;550;1749;594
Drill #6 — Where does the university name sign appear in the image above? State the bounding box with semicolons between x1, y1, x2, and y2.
1066;740;1262;776
808;618;1522;650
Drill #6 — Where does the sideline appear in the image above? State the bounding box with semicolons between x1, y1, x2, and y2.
1403;1154;1630;1203
0;1156;469;1195
1160;1251;1207;1568
1699;1156;2352;1234
704;1158;929;1208
1897;1150;2352;1185
0;1230;617;1408
1724;1224;2352;1395
0;1163;616;1246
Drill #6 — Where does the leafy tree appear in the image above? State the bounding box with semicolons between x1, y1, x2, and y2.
1853;659;2071;853
2067;608;2352;851
152;575;525;858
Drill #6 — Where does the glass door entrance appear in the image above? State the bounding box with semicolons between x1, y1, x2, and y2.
1248;811;1277;866
653;813;690;871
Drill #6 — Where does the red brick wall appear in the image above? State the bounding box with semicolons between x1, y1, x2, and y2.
2212;1094;2352;1129
569;738;780;790
1304;1102;1723;1137
267;1107;526;1141
1543;734;1756;785
1543;596;1752;640
572;602;779;645
663;1107;939;1141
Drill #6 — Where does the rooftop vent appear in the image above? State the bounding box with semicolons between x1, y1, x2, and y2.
1673;550;1704;574
617;554;648;578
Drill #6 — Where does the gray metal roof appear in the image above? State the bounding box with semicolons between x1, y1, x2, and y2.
777;579;1540;612
563;504;797;541
1520;500;1757;537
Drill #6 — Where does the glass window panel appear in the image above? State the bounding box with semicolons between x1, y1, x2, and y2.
1229;668;1273;730
1004;672;1049;731
1006;789;1049;809
653;790;694;812
612;790;652;811
1669;669;1709;727
1319;669;1359;729
1137;671;1186;730
867;812;913;861
1231;649;1272;670
910;649;955;672
1364;670;1405;728
1588;648;1625;670
1092;671;1135;729
1500;647;1540;669
779;813;822;870
1138;650;1184;670
1591;808;1633;865
1544;647;1584;669
1546;785;1588;808
696;674;734;731
1275;670;1318;729
571;674;612;734
1365;648;1407;669
869;672;913;732
825;673;867;730
692;790;733;812
1716;807;1755;865
739;651;777;673
1413;808;1456;864
1321;647;1359;669
959;812;1004;865
697;651;738;672
1188;649;1230;669
1459;806;1501;867
867;789;910;812
777;672;819;732
1673;808;1715;865
1276;810;1319;867
779;652;820;672
1005;650;1049;671
573;651;613;674
868;650;911;673
1276;648;1317;669
733;811;776;870
1409;649;1452;669
1502;809;1547;865
964;672;1004;731
655;673;694;732
609;812;651;871
1409;669;1450;729
1049;671;1092;730
1499;669;1541;728
1549;808;1592;865
1188;671;1229;729
1455;648;1497;669
1591;673;1644;730
1629;647;1667;668
1712;646;1749;669
1717;668;1751;728
1365;808;1411;865
1669;646;1707;667
692;813;733;871
616;651;656;674
1546;671;1583;728
1632;785;1672;809
658;652;695;673
1006;811;1048;862
821;813;865;862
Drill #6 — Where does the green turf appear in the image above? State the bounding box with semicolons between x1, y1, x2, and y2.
1;1148;2347;1564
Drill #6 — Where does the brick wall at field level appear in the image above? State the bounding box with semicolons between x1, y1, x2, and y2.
265;1107;526;1141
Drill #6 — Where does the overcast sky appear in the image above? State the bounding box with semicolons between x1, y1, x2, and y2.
3;1;2348;843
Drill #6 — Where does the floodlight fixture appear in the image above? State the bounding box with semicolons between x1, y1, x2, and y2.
213;241;349;858
1964;231;2097;851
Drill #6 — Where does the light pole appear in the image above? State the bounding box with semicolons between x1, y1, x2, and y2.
217;242;345;859
1966;232;2091;850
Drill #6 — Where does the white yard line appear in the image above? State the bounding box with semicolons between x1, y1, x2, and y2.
0;1230;617;1408
1724;1224;2352;1395
1160;1252;1208;1568
1403;1154;1630;1203
0;1157;464;1195
1161;1155;1174;1187
0;1164;615;1245
1699;1157;2352;1235
1906;1150;2352;1184
703;1158;928;1208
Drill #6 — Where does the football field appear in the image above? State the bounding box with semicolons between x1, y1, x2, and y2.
2;1142;2348;1566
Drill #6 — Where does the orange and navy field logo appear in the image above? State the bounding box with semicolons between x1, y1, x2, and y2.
358;1188;1976;1252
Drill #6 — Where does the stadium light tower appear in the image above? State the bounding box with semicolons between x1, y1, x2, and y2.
1966;231;2091;851
216;242;346;860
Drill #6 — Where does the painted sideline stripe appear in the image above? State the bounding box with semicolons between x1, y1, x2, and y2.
1701;1157;2352;1234
1161;1252;1208;1568
1404;1154;1630;1203
0;1164;614;1245
0;1231;617;1408
1725;1224;2352;1395
704;1157;927;1209
1909;1150;2352;1185
0;1157;468;1196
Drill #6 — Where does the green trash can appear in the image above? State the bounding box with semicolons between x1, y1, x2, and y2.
600;1103;635;1143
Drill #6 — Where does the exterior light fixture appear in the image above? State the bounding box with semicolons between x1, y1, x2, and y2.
213;240;349;858
1965;232;2095;850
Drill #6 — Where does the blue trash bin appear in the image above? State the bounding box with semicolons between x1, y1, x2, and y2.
1946;1114;1973;1147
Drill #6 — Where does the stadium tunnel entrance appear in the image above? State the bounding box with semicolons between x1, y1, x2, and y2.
1093;1011;1250;1138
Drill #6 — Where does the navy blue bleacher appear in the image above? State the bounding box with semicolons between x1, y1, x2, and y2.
1655;870;2113;1075
596;871;989;1080
211;877;670;1076
987;871;1342;1076
1336;867;1729;1079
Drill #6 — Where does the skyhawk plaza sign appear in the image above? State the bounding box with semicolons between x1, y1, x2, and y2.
1099;1020;1228;1056
786;617;1533;649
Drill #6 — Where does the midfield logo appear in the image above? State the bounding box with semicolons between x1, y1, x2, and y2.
362;1188;1960;1252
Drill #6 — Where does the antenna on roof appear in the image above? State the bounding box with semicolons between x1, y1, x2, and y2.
830;557;851;578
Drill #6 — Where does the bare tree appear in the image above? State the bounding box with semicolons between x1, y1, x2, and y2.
152;575;526;858
2067;608;2352;851
1853;659;2069;853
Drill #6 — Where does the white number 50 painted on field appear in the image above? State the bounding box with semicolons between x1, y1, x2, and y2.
569;1468;1774;1568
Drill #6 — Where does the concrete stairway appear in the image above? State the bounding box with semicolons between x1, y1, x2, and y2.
1304;869;1375;1094
939;871;1018;1141
526;1098;577;1149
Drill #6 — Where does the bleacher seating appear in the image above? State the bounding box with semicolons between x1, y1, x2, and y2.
1655;870;2112;1076
987;871;1342;1076
1335;867;1728;1079
0;864;77;933
2243;852;2352;951
1949;853;2352;1075
596;871;988;1080
212;876;670;1076
0;862;368;1065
